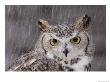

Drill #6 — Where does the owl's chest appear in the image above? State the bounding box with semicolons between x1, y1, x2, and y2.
58;56;92;71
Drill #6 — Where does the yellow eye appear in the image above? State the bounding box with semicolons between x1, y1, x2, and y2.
50;39;59;46
70;36;81;44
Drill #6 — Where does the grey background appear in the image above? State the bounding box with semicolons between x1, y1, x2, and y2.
5;5;106;71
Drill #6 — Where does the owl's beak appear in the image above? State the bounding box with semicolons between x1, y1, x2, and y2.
63;48;69;57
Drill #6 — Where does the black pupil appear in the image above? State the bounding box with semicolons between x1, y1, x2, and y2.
53;39;57;43
73;37;78;42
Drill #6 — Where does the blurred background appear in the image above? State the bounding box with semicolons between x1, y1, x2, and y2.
5;5;106;71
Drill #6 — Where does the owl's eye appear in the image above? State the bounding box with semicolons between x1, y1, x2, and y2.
50;39;59;46
70;36;81;44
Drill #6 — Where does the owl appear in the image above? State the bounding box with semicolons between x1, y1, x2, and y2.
7;14;95;71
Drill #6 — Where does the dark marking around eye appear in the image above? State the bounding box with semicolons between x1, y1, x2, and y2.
50;39;59;46
52;39;57;43
73;37;78;42
70;36;81;44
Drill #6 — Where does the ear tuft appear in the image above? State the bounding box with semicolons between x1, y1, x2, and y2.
74;14;91;30
82;14;91;28
38;19;49;31
38;20;43;25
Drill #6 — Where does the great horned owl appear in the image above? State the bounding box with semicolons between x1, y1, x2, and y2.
7;14;95;71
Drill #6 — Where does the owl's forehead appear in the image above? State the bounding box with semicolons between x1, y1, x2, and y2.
49;24;75;38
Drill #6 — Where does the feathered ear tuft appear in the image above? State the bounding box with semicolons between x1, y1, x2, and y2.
38;19;49;31
74;14;91;30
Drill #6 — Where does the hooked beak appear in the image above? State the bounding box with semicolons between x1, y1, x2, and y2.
63;48;69;57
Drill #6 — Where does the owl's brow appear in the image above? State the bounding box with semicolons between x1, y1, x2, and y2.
49;34;61;40
72;31;80;38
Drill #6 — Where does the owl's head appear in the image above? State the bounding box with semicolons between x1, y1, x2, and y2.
38;15;92;65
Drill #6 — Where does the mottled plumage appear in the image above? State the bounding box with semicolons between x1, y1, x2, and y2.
7;14;95;71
